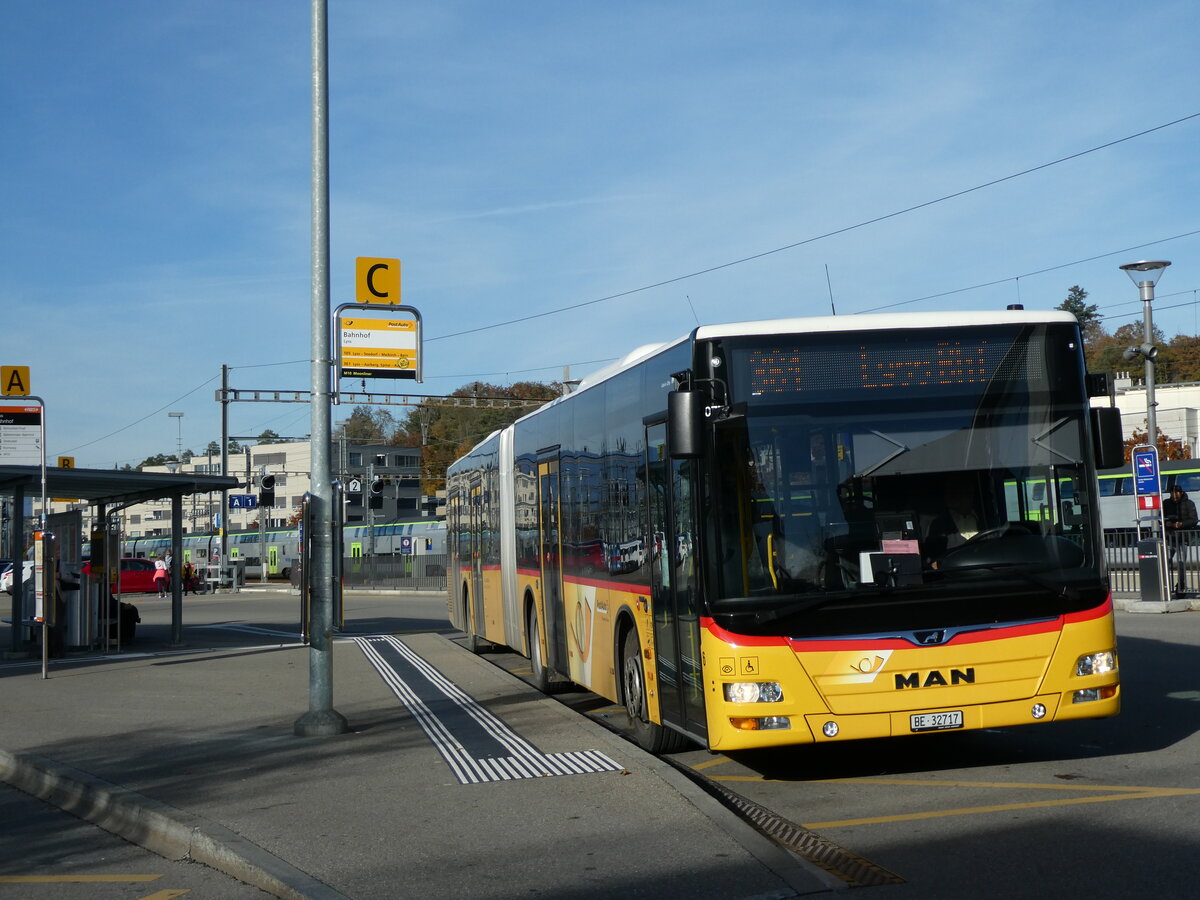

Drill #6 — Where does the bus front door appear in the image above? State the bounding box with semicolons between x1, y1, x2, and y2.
646;423;707;741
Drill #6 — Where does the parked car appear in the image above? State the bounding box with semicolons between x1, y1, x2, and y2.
1;560;35;594
82;558;160;594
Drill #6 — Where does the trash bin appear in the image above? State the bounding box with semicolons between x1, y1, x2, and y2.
1138;539;1164;602
106;594;139;644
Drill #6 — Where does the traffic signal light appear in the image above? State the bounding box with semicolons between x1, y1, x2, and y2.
258;473;276;507
369;477;384;510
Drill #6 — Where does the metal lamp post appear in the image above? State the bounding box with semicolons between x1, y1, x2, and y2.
1121;260;1172;607
1119;261;1170;447
168;411;184;460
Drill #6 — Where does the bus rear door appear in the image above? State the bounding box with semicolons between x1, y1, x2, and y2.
538;454;569;673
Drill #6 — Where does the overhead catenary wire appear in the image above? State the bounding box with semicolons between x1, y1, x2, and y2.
429;112;1200;342
58;113;1200;461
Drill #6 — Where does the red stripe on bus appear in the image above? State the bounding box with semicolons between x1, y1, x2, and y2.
702;593;1113;651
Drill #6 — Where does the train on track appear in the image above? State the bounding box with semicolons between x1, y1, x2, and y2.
1097;457;1200;533
116;458;1195;580
124;518;447;579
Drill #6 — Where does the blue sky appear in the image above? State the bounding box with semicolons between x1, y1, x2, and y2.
2;1;1198;469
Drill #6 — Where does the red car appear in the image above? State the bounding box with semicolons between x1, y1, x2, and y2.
82;558;161;594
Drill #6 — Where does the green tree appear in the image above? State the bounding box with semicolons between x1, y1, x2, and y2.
336;406;397;444
257;429;282;445
1058;285;1103;344
137;453;170;469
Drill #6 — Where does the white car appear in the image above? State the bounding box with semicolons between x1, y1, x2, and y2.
1;560;35;594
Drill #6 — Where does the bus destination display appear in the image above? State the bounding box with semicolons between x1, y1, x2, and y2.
747;336;1041;396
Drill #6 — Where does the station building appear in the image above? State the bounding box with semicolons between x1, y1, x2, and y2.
1092;376;1200;458
33;440;442;541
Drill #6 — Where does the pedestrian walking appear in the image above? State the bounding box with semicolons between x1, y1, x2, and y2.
153;555;169;598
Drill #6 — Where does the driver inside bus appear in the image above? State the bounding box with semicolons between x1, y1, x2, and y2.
925;474;985;563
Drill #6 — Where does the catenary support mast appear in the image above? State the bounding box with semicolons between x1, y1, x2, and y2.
295;0;347;737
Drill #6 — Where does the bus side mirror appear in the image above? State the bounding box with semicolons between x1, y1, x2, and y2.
668;391;704;458
1091;406;1124;470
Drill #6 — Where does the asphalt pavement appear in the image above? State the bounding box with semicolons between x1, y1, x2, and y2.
0;588;838;899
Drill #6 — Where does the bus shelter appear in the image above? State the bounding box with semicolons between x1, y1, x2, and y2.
0;464;240;655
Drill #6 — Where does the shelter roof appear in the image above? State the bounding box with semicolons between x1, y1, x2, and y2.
0;465;240;507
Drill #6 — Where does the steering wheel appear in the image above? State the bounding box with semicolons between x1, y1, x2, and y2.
963;523;1030;545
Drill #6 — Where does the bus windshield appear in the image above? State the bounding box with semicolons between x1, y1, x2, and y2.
706;323;1102;630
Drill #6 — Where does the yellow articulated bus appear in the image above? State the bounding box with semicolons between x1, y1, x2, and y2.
447;311;1125;753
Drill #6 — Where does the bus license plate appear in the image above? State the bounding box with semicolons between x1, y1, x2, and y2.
910;710;963;732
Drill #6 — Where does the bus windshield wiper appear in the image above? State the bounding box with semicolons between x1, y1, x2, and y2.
709;593;842;622
752;595;845;624
939;562;1076;599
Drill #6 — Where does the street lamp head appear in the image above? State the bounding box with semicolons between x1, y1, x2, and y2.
1119;260;1171;287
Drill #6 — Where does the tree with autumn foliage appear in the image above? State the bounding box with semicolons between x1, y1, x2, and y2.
395;381;559;494
1123;427;1192;464
1056;283;1197;461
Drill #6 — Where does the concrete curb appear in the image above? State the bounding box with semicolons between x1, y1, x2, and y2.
0;749;346;900
1113;596;1197;613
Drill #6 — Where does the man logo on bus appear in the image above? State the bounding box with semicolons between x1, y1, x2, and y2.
895;668;976;689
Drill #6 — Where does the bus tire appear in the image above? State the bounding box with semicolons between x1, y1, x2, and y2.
462;586;483;654
527;604;551;692
621;628;688;754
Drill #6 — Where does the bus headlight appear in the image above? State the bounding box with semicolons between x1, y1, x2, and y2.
1075;650;1117;677
723;681;784;703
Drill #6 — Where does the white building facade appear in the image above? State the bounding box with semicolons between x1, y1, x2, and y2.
1092;377;1200;458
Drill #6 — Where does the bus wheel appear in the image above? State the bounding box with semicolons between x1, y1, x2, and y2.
462;589;483;654
527;605;550;692
621;629;687;753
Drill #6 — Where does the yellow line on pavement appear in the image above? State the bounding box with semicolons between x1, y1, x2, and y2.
810;777;1200;793
691;755;736;772
703;774;1200;829
803;788;1200;829
0;874;164;883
